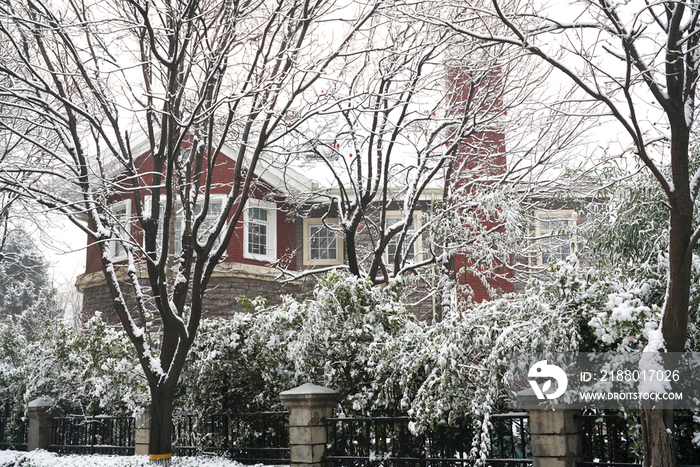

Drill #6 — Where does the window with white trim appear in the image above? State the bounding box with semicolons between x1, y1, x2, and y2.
243;199;277;262
145;195;223;253
385;212;422;267
175;198;223;251
303;218;343;266
110;200;131;261
536;210;576;264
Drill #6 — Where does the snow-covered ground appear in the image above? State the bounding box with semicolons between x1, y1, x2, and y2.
0;450;269;467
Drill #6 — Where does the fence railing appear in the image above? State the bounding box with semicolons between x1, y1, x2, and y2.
16;406;700;467
50;416;135;455
0;403;27;452
173;411;289;464
324;413;532;467
577;412;700;467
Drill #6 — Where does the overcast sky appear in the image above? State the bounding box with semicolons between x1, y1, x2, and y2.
38;216;86;300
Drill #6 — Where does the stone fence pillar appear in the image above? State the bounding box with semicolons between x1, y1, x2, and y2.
27;397;54;451
519;389;581;467
134;405;150;456
280;383;339;467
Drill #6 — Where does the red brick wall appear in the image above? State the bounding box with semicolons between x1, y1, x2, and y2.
453;254;514;302
448;66;514;301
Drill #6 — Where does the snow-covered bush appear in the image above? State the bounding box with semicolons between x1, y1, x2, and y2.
572;166;700;352
281;272;423;414
534;260;661;353
177;310;293;415
402;291;579;431
178;273;423;416
0;318;30;415
0;313;148;418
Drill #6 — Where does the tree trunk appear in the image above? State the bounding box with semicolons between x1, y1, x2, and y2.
639;118;693;467
642;406;676;467
662;200;693;353
345;231;360;277
149;384;175;466
641;202;693;467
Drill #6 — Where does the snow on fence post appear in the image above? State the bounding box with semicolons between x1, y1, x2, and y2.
280;383;338;467
27;397;54;451
135;404;150;456
518;389;582;467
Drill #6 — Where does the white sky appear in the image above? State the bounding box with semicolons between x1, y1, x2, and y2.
36;215;86;303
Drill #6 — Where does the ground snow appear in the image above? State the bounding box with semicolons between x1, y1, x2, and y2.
0;450;263;467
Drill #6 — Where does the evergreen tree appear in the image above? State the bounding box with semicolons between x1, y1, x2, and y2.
0;230;60;339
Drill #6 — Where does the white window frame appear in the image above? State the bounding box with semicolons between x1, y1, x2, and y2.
243;199;277;262
144;194;225;253
384;211;423;268
535;209;577;265
303;218;344;266
110;199;131;262
180;196;224;250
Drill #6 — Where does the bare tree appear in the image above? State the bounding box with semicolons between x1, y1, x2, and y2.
404;0;700;464
0;193;15;262
0;0;379;462
0;110;44;263
275;12;584;314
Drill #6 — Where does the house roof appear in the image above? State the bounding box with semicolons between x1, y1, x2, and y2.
97;128;448;203
104;130;315;195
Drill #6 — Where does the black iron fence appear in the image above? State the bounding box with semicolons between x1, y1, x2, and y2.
0;403;27;451
173;411;289;464
13;406;700;466
50;416;135;455
324;413;532;467
578;412;700;467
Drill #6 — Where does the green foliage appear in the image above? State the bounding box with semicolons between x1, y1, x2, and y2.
579;172;669;269
0;313;149;418
176;313;283;416
178;271;585;440
0;318;29;413
288;273;420;414
0;230;60;341
178;272;419;417
572;163;700;352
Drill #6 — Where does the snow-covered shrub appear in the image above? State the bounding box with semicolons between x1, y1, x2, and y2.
401;291;578;431
0;318;30;416
550;244;700;353
179;272;423;416
177;310;295;416
573;165;700;352
535;260;661;353
281;272;423;414
0;313;148;417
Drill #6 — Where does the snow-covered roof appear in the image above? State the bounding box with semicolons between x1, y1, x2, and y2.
105;130;314;195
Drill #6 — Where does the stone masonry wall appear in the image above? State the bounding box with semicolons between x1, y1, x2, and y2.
80;274;312;324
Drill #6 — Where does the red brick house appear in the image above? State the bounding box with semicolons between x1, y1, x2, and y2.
75;136;314;321
75;126;519;323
